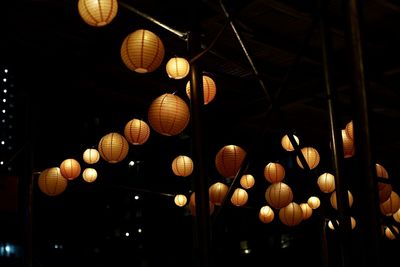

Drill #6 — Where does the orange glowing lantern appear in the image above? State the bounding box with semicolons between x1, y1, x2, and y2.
38;167;68;196
264;162;285;183
307;196;321;209
259;206;275;224
300;203;313;220
279;202;303;227
317;172;335;193
166;57;190;79
393;208;400;223
330;190;354;210
209;182;228;205
380;191;400;216
342;129;355;158
124;118;150;145
185;75;217;105
379;184;392;203
385;225;399;240
231;188;248;206
78;0;118;27
345;120;353;140
174;194;187;207
148;93;190;136
83;148;100;164
82;168;97;183
171;155;193;177
240;174;255;189
296;147;320;170
328;217;356;230
281;134;300;152
215;145;246;179
98;132;129;163
59;158;81;180
265;182;293;209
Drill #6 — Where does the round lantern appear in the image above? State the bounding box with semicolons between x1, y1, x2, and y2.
317;172;335;193
296;147;320;170
341;129;355;158
82;168;97;183
265;182;293;209
148;93;190;136
121;29;165;73
259;206;275;224
300;203;313;220
59;158;81;180
38;167;68;196
393;208;400;223
78;0;118;27
385;225;399;240
345;120;353;140
279;202;303;227
189;192;214;216
83;148;100;164
166;57;190;79
98;132;129;163
186;75;217;105
264;162;285;183
231;188;248;206
380;191;400;216
379;183;392;203
330;190;354;210
376;163;390;191
281;134;300;152
171;155;193;177
328;217;356;230
327;220;338;230
307;196;321;209
240;174;255;189
174;194;187;207
215;145;247;179
209;182;228;205
124;118;150;145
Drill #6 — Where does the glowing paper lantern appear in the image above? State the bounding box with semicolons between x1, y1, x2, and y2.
264;162;285;183
379;184;392;203
376;163;390;192
393;208;400;223
240;174;255;189
330;190;354;210
148;93;190;136
385;225;399;240
317;172;335;193
345;120;353;140
83;148;100;164
265;182;293;209
171;155;193;177
259;206;275;224
281;134;300;152
307;196;320;209
59;158;81;180
82;168;97;183
215;145;246;179
124;118;150;145
342;129;355;158
279;202;303;227
78;0;118;27
189;192;214;216
186;75;217;105
231;188;248;206
328;217;356;230
121;29;165;73
166;57;190;79
300;203;313;220
98;132;129;163
174;194;187;207
209;182;228;205
38;167;68;196
296;147;320;170
380;191;400;216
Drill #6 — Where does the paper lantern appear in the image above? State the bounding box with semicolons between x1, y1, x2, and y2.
174;194;187;207
393;208;400;223
384;225;399;240
317;172;335;193
186;75;217;105
300;203;313;220
279;202;303;227
124;118;150;145
189;192;214;216
215;145;246;179
82;168;97;183
380;191;400;216
341;129;355;158
166;57;190;79
98;132;129;163
264;162;285;183
83;148;100;164
376;163;390;191
330;190;354;210
240;174;255;189
328;217;356;230
38;167;68;196
345;120;353;140
231;188;248;206
281;134;300;152
209;182;228;205
296;147;320;170
148;93;190;136
78;0;118;27
379;183;392;203
307;196;321;209
171;155;193;177
265;182;293;209
59;158;81;180
259;206;275;224
121;29;165;73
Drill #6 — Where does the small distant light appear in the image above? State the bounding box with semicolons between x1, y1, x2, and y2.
1;141;5;145
138;228;142;233
7;166;12;171
54;244;58;249
128;161;135;167
3;78;6;82
134;195;139;200
3;89;6;93
5;245;10;253
2;99;5;102
4;69;8;73
2;109;5;113
0;161;4;165
243;249;251;254
125;232;130;237
1;119;5;123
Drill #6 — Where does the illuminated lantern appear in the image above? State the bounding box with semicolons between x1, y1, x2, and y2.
124;118;150;145
148;93;190;136
265;182;293;209
231;188;248;206
300;203;313;220
166;57;190;79
385;225;399;240
171;155;193;177
121;29;165;73
317;172;335;193
342;129;355;158
376;163;389;191
209;182;228;205
393;208;400;223
264;162;285;183
59;158;81;180
307;196;320;209
259;206;275;224
189;192;214;216
279;202;303;227
240;174;255;189
330;190;354;210
215;145;246;179
281;134;300;152
327;220;338;230
296;147;320;170
328;217;356;230
83;148;100;164
82;168;97;183
174;194;187;207
380;191;400;216
38;167;68;196
186;75;217;105
345;120;353;140
379;183;392;203
98;132;129;163
78;0;118;27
